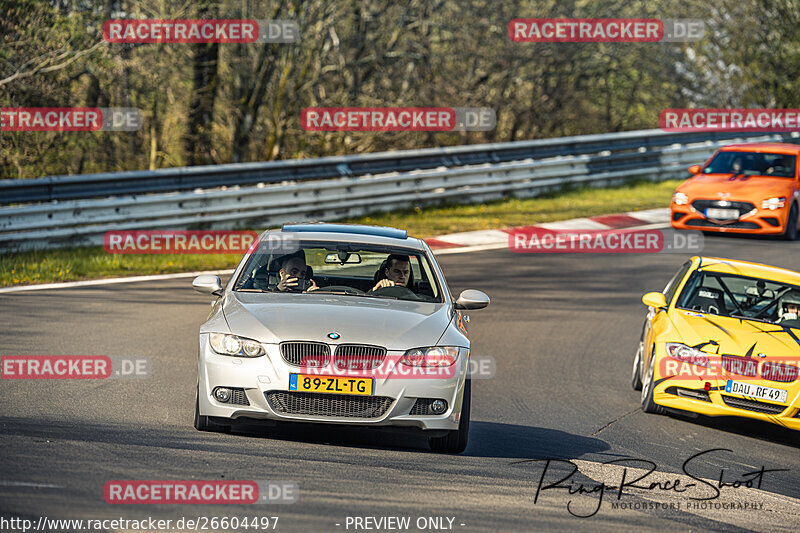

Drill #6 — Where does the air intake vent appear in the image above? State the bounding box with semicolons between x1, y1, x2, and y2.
265;391;393;418
721;395;786;414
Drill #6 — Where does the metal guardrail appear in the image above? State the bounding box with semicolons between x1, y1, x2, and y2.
1;129;798;251
0;129;793;205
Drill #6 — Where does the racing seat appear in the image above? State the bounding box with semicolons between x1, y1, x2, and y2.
688;287;727;315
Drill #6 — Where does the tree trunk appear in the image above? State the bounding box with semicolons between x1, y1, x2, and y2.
185;4;220;165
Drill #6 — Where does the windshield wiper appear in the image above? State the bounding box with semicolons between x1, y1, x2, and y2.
317;290;363;296
364;293;399;300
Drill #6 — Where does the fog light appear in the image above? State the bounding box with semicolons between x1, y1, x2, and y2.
214;387;232;403
430;399;447;414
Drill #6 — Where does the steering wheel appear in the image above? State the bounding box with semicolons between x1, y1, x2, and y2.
316;285;365;295
370;285;420;299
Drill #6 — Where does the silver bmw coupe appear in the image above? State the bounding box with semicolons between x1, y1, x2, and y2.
192;223;489;453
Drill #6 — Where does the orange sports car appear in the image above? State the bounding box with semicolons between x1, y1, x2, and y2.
671;143;800;240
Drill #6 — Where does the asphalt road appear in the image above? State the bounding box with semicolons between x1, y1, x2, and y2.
1;233;799;532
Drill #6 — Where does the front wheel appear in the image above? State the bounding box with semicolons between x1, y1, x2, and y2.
429;379;470;454
783;204;798;241
641;350;665;415
631;342;643;391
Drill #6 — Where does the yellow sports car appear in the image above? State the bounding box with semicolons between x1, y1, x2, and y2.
632;256;800;430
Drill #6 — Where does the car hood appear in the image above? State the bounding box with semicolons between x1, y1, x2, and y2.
669;310;800;358
677;174;792;200
220;292;453;349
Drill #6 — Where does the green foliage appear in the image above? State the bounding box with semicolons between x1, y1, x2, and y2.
1;0;796;179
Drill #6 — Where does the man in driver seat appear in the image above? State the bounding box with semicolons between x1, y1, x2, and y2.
370;254;414;292
776;290;800;326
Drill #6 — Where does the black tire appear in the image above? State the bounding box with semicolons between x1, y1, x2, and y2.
631;342;643;391
429;379;470;454
640;350;665;415
783;204;798;241
194;387;231;433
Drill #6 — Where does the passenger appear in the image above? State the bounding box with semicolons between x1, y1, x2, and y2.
370;254;414;292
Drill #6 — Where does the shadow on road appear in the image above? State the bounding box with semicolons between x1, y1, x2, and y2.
0;416;608;460
668;411;800;448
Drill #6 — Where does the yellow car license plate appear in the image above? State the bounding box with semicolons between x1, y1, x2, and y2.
289;374;373;396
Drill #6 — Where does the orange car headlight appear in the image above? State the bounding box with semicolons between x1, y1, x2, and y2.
761;197;786;210
672;192;689;206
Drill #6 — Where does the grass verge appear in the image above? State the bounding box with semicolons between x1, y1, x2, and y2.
1;179;680;287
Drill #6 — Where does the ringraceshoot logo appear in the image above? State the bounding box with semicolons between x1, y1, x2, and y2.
0;108;142;131
300;107;495;132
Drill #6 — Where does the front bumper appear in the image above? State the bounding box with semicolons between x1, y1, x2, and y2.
197;335;467;431
670;202;789;234
651;359;800;431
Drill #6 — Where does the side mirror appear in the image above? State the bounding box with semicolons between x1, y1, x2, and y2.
642;292;667;310
688;164;702;175
193;275;223;296
455;289;490;310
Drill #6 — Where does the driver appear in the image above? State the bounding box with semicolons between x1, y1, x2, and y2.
776;290;800;324
276;252;319;292
370;254;414;292
731;156;744;174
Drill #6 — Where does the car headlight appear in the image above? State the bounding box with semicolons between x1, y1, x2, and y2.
401;346;459;367
672;192;689;206
666;343;709;367
761;197;786;210
209;333;265;357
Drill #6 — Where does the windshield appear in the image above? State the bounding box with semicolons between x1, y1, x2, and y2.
676;270;800;330
703;151;797;178
233;240;443;303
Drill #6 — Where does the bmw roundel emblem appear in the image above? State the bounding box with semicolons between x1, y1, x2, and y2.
328;332;340;340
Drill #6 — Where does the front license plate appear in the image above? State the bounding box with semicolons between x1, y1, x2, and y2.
705;208;739;220
725;380;787;404
289;374;373;396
